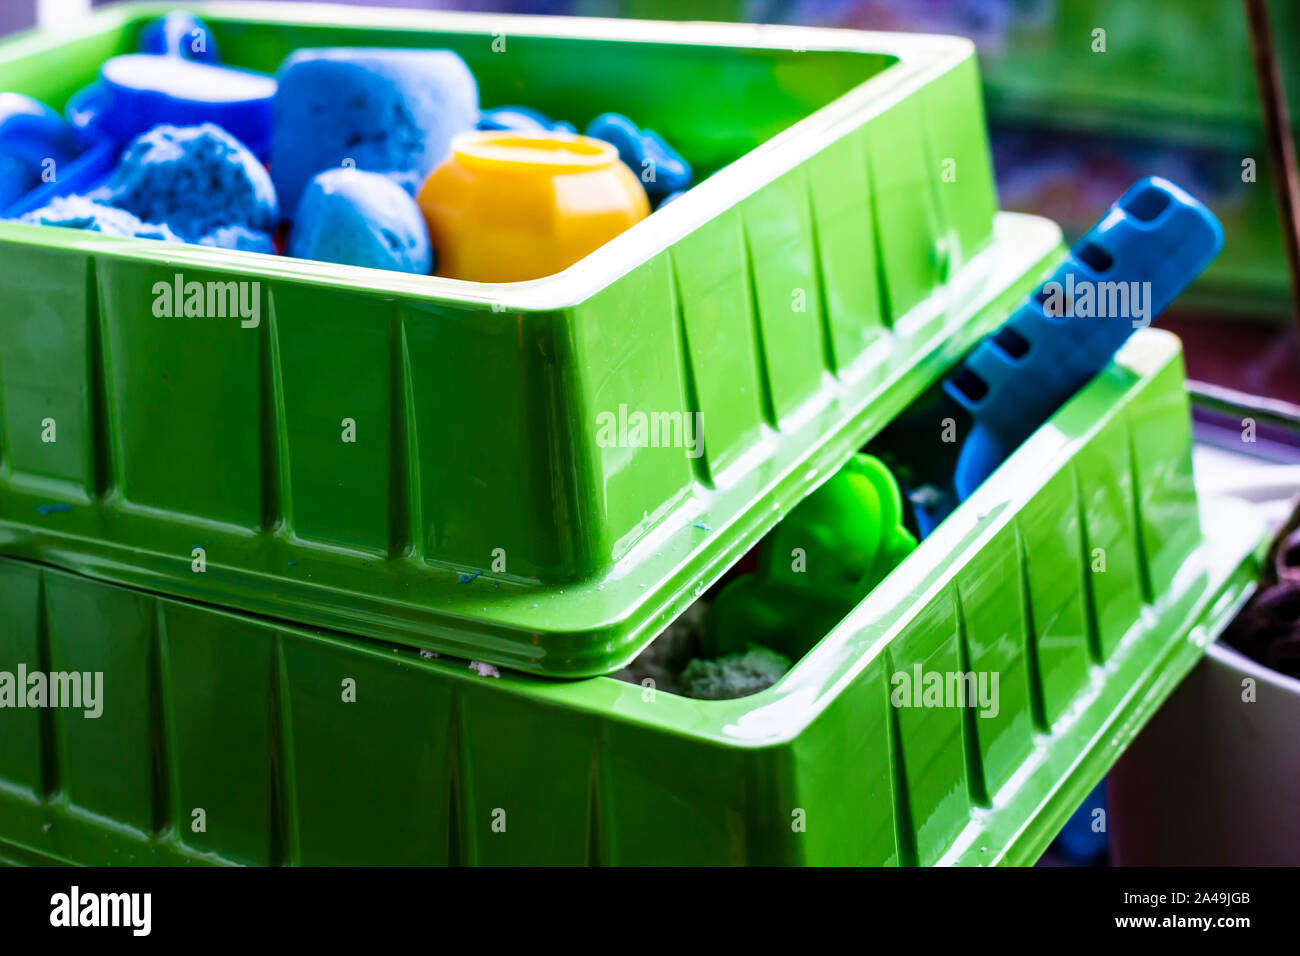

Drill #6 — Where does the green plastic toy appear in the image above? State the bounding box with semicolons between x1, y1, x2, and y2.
705;454;917;658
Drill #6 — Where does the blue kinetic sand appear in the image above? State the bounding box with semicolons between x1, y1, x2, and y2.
137;11;220;62
288;167;431;274
16;195;179;241
479;106;575;134
0;93;83;208
585;112;691;202
198;224;275;254
96;123;277;241
272;48;479;214
65;54;275;158
943;177;1223;499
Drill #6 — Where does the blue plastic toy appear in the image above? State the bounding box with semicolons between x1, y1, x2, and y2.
585;112;691;202
65;54;276;158
137;11;220;62
942;177;1223;500
478;106;575;135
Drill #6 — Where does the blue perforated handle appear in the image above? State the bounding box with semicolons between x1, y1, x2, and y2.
943;177;1223;498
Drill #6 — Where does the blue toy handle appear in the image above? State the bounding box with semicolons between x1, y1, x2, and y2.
943;177;1223;499
1;138;118;218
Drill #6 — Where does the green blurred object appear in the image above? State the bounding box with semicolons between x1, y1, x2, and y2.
0;3;1042;677
705;453;917;658
0;331;1264;865
945;0;1300;317
577;0;1300;315
576;0;1299;127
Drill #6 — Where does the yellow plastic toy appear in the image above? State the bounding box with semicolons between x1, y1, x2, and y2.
417;131;651;282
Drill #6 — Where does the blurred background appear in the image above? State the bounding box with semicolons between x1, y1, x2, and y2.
8;0;1300;402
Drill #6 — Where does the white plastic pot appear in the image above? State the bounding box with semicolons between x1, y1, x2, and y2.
1108;640;1300;865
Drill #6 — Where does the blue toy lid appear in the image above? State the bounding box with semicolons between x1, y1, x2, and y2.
68;54;275;159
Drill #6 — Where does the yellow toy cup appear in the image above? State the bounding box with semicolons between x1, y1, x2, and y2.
417;131;651;282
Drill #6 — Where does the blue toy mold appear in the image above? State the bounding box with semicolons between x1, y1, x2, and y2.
585;111;691;202
943;177;1223;499
66;53;276;158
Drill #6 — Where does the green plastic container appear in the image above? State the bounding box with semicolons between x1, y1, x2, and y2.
0;4;1067;676
0;330;1264;866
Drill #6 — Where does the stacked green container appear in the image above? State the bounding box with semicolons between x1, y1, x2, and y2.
0;4;1266;865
